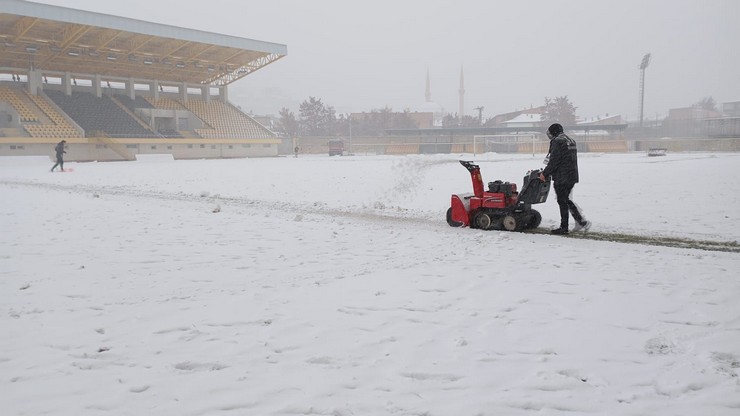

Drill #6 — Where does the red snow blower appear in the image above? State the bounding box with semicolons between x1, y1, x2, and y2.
446;160;551;231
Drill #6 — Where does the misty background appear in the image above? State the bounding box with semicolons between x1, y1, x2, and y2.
31;0;740;121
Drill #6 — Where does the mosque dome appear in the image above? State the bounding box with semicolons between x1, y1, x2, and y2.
416;70;445;126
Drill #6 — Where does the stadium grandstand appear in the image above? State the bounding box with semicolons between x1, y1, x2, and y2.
0;0;286;161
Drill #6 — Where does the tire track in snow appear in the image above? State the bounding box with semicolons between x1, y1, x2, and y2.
1;179;437;229
523;227;739;253
3;179;738;253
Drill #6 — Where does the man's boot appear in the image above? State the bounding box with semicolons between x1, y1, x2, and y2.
551;225;569;235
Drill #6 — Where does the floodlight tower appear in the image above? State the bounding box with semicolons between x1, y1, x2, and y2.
638;53;651;127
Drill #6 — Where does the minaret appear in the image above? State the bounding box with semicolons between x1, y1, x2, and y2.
459;66;465;118
425;69;432;102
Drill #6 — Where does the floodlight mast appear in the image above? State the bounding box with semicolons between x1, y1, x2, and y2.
639;53;651;127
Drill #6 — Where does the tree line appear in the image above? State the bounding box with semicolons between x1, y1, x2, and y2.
277;97;421;138
276;94;720;138
276;95;580;138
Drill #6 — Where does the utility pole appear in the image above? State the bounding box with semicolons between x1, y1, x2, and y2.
474;106;484;125
638;53;651;127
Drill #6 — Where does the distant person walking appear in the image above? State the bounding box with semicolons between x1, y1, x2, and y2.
51;140;67;172
539;123;590;234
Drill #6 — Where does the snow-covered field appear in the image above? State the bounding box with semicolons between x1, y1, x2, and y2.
2;152;739;415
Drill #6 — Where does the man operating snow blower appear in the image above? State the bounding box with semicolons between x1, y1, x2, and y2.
539;123;591;235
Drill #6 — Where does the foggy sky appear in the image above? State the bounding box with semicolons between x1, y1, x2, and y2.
29;0;740;121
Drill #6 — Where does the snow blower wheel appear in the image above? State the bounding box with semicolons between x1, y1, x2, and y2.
502;215;517;231
473;211;492;230
528;210;542;229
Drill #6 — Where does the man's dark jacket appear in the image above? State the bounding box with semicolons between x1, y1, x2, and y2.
55;142;66;157
542;133;579;184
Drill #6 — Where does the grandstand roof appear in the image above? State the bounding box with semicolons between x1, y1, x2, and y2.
0;0;287;86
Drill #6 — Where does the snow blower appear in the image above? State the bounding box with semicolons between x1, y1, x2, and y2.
446;160;550;231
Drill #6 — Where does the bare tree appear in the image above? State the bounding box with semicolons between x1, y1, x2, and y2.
352;107;418;136
542;96;577;125
696;96;716;111
442;113;479;127
277;107;299;138
442;114;458;127
299;97;336;136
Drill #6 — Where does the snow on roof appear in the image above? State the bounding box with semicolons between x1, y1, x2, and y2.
578;115;624;125
504;113;542;124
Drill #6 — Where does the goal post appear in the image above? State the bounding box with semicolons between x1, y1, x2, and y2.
473;133;540;157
